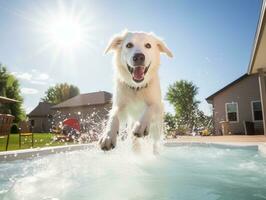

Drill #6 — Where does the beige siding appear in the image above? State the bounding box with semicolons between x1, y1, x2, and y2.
212;74;263;134
258;73;266;136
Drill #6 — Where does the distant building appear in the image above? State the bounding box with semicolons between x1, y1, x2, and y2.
27;102;55;133
51;91;112;132
28;91;112;133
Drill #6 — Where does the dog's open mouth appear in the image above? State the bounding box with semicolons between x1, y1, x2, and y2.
127;63;150;83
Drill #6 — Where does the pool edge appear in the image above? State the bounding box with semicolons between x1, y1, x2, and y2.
1;141;266;161
0;143;96;161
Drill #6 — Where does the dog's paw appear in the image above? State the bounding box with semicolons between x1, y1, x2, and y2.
99;132;117;151
132;121;149;138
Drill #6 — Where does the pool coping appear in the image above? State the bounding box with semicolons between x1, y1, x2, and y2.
0;143;96;161
1;141;266;161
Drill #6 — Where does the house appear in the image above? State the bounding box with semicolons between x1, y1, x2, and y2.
207;0;266;135
248;0;266;135
206;74;263;135
51;91;112;132
28;91;112;133
27;102;55;133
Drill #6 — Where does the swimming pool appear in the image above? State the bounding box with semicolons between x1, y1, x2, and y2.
1;143;266;200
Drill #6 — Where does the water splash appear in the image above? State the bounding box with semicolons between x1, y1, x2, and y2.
47;109;109;145
1;145;266;200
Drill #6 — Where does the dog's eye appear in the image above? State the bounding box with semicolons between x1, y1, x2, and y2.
126;42;133;48
145;43;151;49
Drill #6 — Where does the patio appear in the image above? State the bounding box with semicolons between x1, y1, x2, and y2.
168;135;266;144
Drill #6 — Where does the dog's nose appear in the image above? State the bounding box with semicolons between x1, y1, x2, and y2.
133;53;145;66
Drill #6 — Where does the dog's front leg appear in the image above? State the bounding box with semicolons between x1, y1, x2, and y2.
99;106;121;150
150;115;163;155
132;104;163;154
132;104;156;138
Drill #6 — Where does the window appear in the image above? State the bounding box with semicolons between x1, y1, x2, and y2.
30;120;35;127
226;102;238;122
252;101;263;121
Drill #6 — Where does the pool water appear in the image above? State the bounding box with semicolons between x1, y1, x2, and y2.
1;144;266;200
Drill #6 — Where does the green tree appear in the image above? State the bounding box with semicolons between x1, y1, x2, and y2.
0;65;8;96
164;112;177;134
166;80;200;131
0;64;26;122
42;83;80;104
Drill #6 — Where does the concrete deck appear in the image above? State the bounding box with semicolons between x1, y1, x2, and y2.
166;136;266;156
167;135;266;144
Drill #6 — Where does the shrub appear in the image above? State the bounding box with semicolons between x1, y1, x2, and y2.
10;123;19;134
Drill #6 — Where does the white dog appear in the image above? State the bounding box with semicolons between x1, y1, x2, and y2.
99;30;173;153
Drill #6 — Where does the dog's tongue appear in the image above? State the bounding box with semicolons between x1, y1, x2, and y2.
133;66;145;80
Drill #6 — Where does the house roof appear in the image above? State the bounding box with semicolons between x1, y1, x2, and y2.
248;0;266;74
51;91;112;109
206;74;249;103
0;96;20;104
28;102;54;117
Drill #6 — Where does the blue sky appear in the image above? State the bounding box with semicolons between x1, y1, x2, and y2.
0;0;262;115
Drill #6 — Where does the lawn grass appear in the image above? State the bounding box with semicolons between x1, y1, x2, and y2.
0;133;73;152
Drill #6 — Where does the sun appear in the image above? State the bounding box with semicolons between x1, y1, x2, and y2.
29;3;98;61
46;15;84;49
44;13;86;51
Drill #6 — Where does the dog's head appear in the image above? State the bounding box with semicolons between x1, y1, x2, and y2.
105;30;173;86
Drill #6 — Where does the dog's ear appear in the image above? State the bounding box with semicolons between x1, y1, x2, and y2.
104;35;124;54
156;38;173;58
